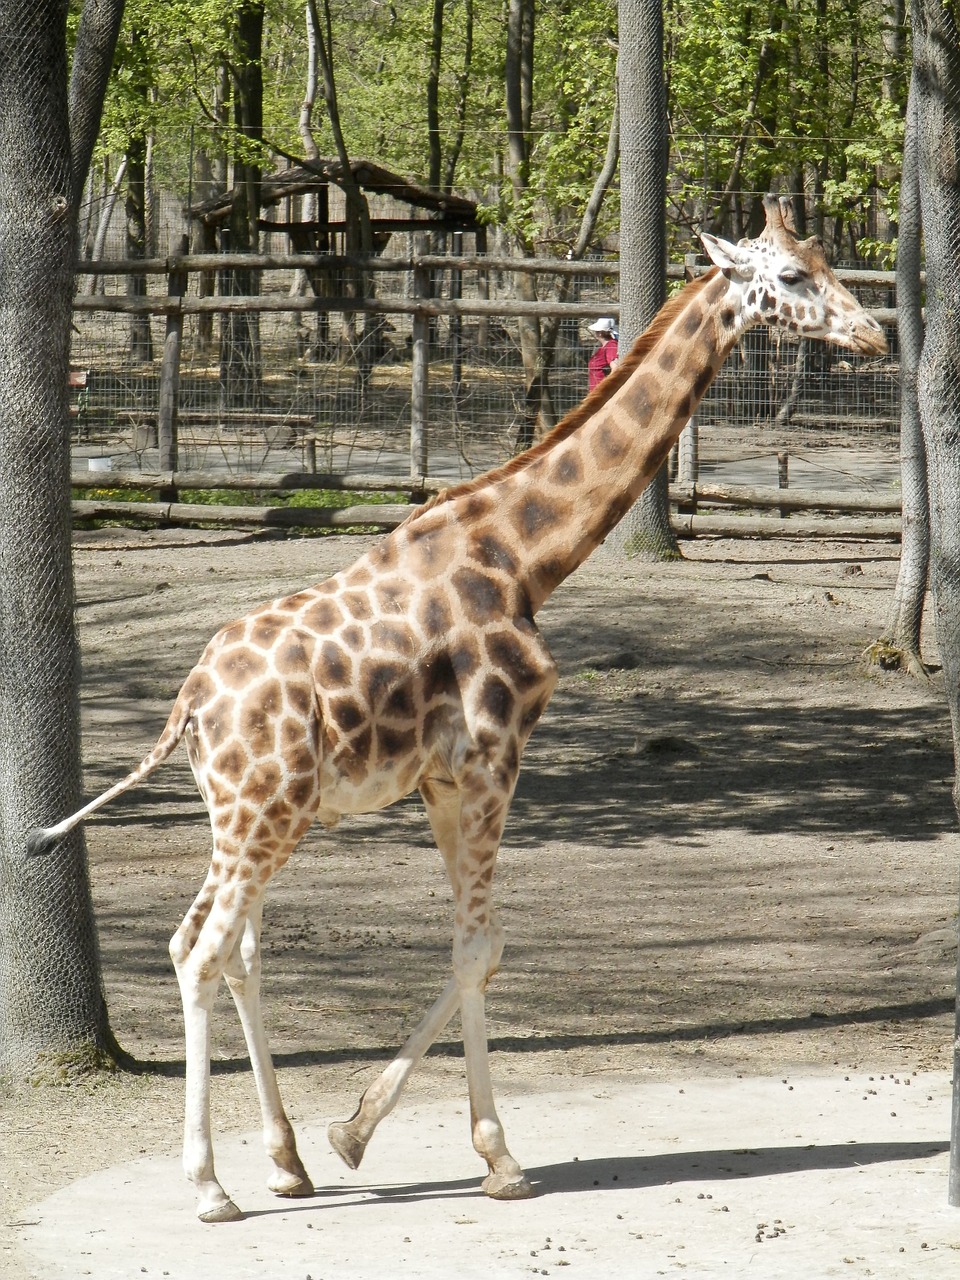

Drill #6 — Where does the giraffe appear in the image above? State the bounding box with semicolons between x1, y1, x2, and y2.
29;195;886;1222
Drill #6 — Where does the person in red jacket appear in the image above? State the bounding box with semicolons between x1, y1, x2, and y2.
586;317;619;390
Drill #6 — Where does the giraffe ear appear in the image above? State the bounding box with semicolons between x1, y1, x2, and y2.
700;232;754;280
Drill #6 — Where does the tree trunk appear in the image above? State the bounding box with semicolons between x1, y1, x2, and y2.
443;0;474;194
219;1;265;412
866;72;929;678
291;3;321;349
910;0;960;1206
878;0;907;247
192;87;226;356
307;0;375;394
81;154;126;296
616;0;680;560
427;0;444;191
0;0;124;1078
126;128;154;363
505;0;544;449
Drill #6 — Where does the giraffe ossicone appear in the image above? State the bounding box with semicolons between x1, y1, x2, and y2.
28;193;885;1222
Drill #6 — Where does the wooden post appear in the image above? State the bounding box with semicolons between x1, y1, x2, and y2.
410;248;430;479
475;224;489;350
157;235;187;487
777;450;789;519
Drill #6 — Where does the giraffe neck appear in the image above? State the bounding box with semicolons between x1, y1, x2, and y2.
466;270;742;613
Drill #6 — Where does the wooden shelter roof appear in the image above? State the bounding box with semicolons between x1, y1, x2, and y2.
191;159;479;228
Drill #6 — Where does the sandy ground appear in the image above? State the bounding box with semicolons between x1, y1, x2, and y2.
3;526;959;1277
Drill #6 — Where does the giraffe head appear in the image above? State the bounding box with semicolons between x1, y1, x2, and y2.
700;194;887;356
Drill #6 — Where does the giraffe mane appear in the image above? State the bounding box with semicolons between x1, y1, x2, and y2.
404;268;721;523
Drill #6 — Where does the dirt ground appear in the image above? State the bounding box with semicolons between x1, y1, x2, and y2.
3;524;959;1266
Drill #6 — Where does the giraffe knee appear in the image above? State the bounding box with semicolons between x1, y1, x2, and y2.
453;928;495;991
169;928;192;970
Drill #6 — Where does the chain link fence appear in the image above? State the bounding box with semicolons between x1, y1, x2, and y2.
70;128;905;525
68;253;901;515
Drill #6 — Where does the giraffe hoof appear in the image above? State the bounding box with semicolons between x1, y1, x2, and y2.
268;1169;314;1198
197;1197;243;1223
328;1121;367;1171
481;1172;535;1200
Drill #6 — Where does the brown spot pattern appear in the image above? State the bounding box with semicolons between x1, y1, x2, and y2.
550;451;582;486
479;675;515;726
516;497;560;540
452;568;505;625
420;594;453;637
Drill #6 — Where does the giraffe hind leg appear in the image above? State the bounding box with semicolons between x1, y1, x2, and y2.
172;637;322;1219
457;920;533;1199
169;875;247;1222
223;899;313;1199
170;832;314;1217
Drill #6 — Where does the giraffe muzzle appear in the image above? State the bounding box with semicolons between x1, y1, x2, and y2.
834;312;888;357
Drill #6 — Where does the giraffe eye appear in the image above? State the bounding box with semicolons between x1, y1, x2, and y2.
778;268;805;286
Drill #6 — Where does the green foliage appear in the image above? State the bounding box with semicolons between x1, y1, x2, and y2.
665;0;907;258
74;486;154;502
86;0;908;264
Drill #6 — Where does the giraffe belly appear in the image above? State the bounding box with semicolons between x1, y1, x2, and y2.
317;754;423;818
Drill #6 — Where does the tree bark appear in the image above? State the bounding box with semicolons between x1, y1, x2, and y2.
910;0;960;1205
68;0;125;206
81;154;126;295
616;0;680;560
866;72;929;678
443;0;474;195
427;0;444;191
307;0;376;392
536;95;620;422
0;0;124;1077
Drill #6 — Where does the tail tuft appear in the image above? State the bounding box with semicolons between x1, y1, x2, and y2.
25;829;54;857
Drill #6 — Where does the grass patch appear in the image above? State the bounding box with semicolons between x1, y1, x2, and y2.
74;486;405;508
71;486;409;533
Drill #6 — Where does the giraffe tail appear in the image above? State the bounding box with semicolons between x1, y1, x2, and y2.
25;686;195;857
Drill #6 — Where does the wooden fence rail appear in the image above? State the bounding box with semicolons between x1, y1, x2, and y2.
75;250;903;286
70;469;445;495
70;470;903;540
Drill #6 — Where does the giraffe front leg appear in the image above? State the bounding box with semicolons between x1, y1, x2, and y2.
223;902;313;1199
455;917;533;1200
327;774;504;1173
329;777;465;1168
328;976;461;1169
450;767;534;1201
